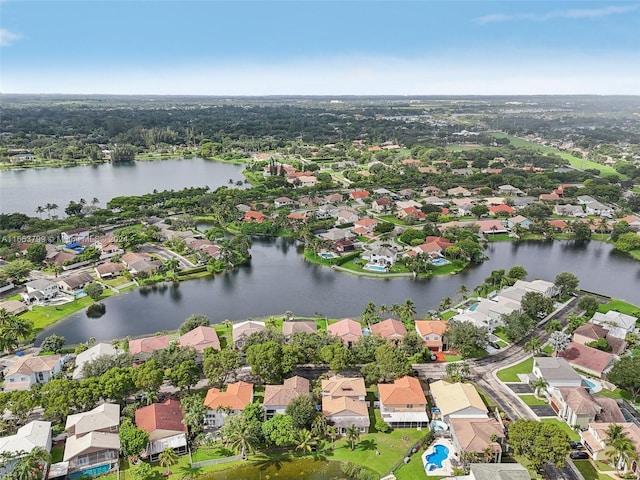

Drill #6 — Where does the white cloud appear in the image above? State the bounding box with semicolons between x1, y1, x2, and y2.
475;4;639;24
0;28;22;47
2;54;640;96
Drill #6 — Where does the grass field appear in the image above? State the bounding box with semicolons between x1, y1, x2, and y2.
496;357;533;382
519;394;548;406
541;418;580;441
490;133;621;177
572;460;613;480
597;298;640;317
22;296;94;330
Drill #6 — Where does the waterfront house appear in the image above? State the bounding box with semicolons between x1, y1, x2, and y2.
0;299;28;315
135;399;188;461
204;381;254;428
429;380;488;423
73;343;121;380
0;421;52;478
94;261;125;279
591;310;637;339
362;246;397;267
282;320;317;340
128;335;170;362
507;215;533;229
56;271;94;295
572;322;626;355
327;318;363;348
371;318;407;343
23;279;59;302
3;355;63;391
321;376;369;434
179;326;220;355
263;376;310;419
121;252;162;275
378;376;429;428
232;320;266;349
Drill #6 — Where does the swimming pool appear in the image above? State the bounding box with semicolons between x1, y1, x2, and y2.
424;444;449;468
364;264;387;272
320;252;336;259
469;302;480;312
431;258;450;266
581;376;603;393
69;464;111;479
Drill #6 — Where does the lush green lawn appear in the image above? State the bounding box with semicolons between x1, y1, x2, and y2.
477;387;497;407
496;339;509;348
191;445;236;462
22;296;95;330
444;353;462;362
597;298;640;317
51;445;64;463
540;418;580;441
496;357;533;382
329;429;426;476
492;327;511;343
486;233;511;242
572;460;612;480
595;387;633;403
519;394;548;406
441;310;457;320
100;275;133;287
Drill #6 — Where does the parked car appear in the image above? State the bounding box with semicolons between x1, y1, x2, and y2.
570;451;589;460
570;441;584;450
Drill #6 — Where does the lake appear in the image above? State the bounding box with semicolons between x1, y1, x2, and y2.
0;158;245;215
37;238;640;345
200;458;347;480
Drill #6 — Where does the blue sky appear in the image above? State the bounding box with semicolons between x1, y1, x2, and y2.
1;1;639;95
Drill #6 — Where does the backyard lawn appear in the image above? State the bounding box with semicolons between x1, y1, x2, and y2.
540;418;580;441
22;296;94;330
496;357;533;382
597;298;640;317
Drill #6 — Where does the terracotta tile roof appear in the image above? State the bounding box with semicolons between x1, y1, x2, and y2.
321;376;366;398
415;320;449;337
129;335;170;355
355;218;379;227
327;318;363;342
263;376;310;407
378;376;427;406
204;381;254;411
450;417;504;453
322;396;368;417
557;387;601;415
593;397;626;423
179;326;220;353
558;342;615;375
488;204;516;215
371;319;407;340
548;219;567;230
350;190;370;199
573;323;608;341
282;321;317;336
135;399;187;436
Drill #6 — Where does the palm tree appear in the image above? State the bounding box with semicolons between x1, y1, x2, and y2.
327;426;339;450
158;447;178;475
221;415;259;459
35;206;45;219
524;338;542;355
399;299;416;321
296;429;315;454
49;203;59;218
311;414;328;439
606;434;638;475
531;377;549;399
439;296;453;312
457;284;469;300
548;331;570;356
345;425;360;451
10;447;51;480
91;197;100;206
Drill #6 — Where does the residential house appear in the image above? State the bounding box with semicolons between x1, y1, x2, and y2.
296;175;318;188
56;271;94;295
73;343;121;380
498;184;525;196
397;206;426;222
449;417;504;462
282;321;317;340
539;192;560;202
422;186;444;197
371;198;392;213
558;342;617;378
23;279;59;303
619;215;640;231
451;297;521;333
274;197;295;208
454;202;474;217
475;220;508;235
507;215;533;229
378;376;429;428
95;262;125;279
447;186;472;197
371;318;407;343
0;421;52;478
203;381;254;428
396;200;423;211
263;376;310;419
460;463;530;480
61;228;91;243
429;380;488;423
362;246;397;267
320;228;356;243
591;310;637;339
548;386;625;429
3;355;63;391
327;318;363;347
135;399;188;461
531;357;583;388
415;321;449;352
512;279;559;298
336;209;359;225
572;323;626;355
128;335;170;362
488;204;516;217
232;320;266;349
581;422;640;475
120;252;162;275
554;204;586;217
321;376;370;434
179;326;221;355
584;200;613;217
0;299;27;315
243;210;266;223
353;218;379;235
512;197;536;209
96;240;123;259
349;190;370;202
325;193;344;203
423;196;446;207
64;404;120;477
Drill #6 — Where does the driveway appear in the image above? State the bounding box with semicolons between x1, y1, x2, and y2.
529;405;557;417
507;383;534;394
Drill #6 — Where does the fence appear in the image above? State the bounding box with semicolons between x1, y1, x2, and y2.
191;454;243;469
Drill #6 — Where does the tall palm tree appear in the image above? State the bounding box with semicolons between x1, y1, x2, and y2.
531;377;549;399
311;414;328;440
158;447;178;476
296;429;315;454
327;426;339;451
399;299;416;321
221;415;259;459
439;296;453;312
457;284;469;300
345;425;360;451
606;436;638;475
524;338;542;355
35;206;45;219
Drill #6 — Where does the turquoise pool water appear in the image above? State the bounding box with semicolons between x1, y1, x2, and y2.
431;258;449;266
320;253;336;259
469;302;480;311
365;264;387;272
69;464;111;479
425;444;449;468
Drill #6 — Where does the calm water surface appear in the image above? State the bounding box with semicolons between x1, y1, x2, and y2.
200;458;347;480
38;238;640;345
0;158;245;215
